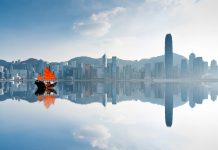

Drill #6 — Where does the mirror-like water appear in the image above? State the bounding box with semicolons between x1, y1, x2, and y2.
0;81;218;150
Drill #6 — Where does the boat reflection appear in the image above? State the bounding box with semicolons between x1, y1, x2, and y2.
35;88;57;109
0;81;216;127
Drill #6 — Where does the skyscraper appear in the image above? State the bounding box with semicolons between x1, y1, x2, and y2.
0;66;4;79
210;59;217;71
102;54;107;68
189;53;196;75
165;34;173;78
181;59;188;77
112;56;117;79
154;62;164;78
193;57;204;76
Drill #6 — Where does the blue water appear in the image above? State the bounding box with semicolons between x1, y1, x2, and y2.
0;81;218;150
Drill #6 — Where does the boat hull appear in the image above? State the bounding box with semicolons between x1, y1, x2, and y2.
35;80;57;90
35;80;46;90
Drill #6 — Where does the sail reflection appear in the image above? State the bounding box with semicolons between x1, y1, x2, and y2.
35;89;57;109
0;81;217;127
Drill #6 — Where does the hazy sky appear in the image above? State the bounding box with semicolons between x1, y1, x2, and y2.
0;0;218;62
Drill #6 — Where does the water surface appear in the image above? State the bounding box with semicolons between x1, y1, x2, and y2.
0;81;218;150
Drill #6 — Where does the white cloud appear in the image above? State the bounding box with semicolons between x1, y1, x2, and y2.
73;7;126;37
91;7;126;21
73;124;113;150
2;0;212;62
94;0;218;61
73;21;111;37
144;0;180;10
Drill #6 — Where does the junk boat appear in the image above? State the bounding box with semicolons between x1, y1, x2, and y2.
35;66;57;91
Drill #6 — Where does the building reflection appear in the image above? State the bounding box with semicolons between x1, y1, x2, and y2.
0;81;218;127
165;83;173;127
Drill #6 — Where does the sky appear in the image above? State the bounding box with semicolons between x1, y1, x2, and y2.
0;0;218;62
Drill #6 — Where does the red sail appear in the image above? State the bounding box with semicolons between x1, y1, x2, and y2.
39;66;56;81
43;66;55;81
37;73;42;81
44;66;51;81
50;71;56;81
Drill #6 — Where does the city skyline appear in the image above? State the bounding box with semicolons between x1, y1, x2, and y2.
1;33;218;81
0;0;218;62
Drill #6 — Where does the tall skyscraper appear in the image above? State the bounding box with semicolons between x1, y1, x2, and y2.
165;34;173;78
189;53;196;75
181;59;188;77
84;64;92;79
112;56;117;79
210;59;217;71
193;57;204;76
102;54;107;68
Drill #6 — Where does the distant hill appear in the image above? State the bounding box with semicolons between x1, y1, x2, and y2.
21;58;47;65
67;53;186;69
141;53;187;68
68;56;100;66
117;53;186;69
0;60;10;67
0;53;186;69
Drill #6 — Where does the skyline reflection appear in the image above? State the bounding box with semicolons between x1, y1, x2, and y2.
0;81;217;127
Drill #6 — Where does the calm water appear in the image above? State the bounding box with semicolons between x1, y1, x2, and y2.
0;81;218;150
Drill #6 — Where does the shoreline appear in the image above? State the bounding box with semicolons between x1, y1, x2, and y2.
1;78;218;83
